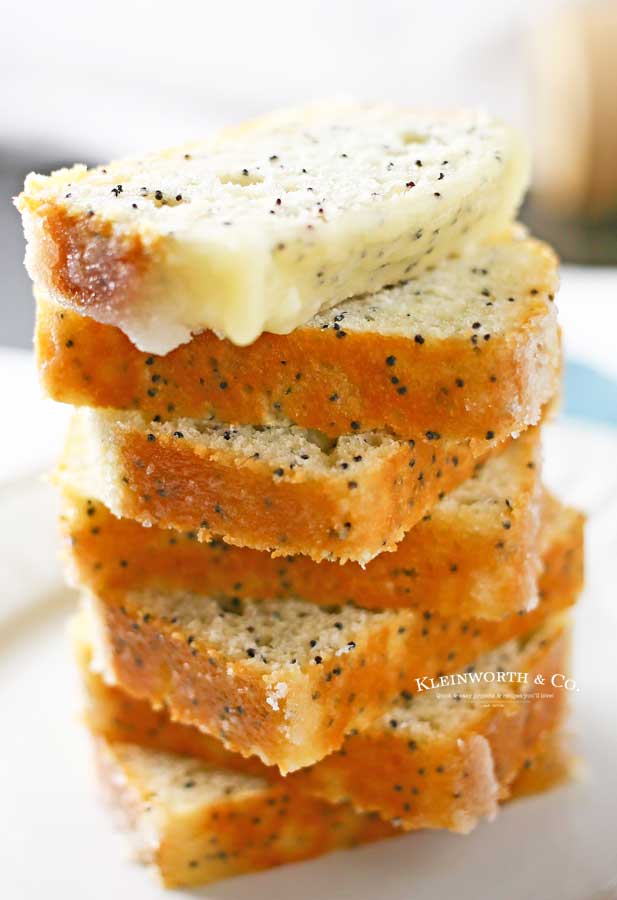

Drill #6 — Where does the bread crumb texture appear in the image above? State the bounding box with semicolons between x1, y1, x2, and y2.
80;509;580;774
61;432;585;620
57;406;520;563
34;235;558;443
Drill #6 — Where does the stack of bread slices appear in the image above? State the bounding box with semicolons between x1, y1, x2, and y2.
17;104;584;888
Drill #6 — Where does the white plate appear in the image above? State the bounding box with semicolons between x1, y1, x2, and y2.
1;419;617;900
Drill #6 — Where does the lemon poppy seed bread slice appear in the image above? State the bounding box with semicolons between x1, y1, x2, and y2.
82;590;417;773
34;235;559;444
61;428;554;619
81;615;571;844
17;104;529;353
93;715;569;889
94;739;396;888
79;508;582;776
81;629;573;809
57;407;520;564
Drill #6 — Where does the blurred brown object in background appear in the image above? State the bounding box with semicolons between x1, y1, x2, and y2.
525;0;617;263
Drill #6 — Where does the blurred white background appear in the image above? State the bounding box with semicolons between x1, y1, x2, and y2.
2;0;616;348
1;0;557;158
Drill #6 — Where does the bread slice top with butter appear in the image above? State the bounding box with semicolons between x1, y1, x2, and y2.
17;103;529;353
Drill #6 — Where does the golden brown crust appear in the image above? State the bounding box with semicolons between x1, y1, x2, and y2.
78;416;498;563
61;424;583;618
59;426;551;619
86;510;581;774
36;289;558;443
80;639;270;779
537;497;585;604
22;204;151;318
153;785;395;889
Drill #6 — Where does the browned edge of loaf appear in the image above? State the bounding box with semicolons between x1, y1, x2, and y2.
94;720;571;889
60;478;539;620
21;202;152;320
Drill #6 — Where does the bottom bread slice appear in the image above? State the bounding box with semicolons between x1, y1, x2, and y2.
78;613;572;838
95;738;397;888
78;503;583;773
96;723;572;890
